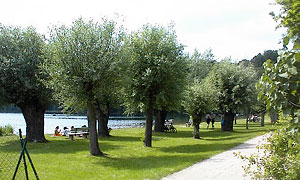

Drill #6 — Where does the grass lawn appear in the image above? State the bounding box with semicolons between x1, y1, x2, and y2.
0;120;275;180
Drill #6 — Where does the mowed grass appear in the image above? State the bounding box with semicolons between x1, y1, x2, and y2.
0;120;274;180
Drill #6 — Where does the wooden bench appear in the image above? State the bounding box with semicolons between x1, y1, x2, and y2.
68;127;89;140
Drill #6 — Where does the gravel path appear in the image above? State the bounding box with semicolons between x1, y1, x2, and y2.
162;134;268;180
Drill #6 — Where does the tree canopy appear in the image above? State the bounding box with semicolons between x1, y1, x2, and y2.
44;17;125;155
271;0;300;46
183;74;218;138
188;49;216;82
262;0;300;125
212;60;257;131
0;24;50;142
124;24;188;146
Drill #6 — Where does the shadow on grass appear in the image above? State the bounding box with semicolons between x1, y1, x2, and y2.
100;135;141;142
97;154;209;171
158;142;240;154
0;138;121;154
153;128;238;139
0;133;145;154
96;140;241;171
234;123;263;128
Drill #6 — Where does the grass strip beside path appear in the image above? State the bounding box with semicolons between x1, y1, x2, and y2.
0;120;274;180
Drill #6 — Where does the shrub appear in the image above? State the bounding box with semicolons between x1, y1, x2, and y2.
239;116;300;180
0;125;14;136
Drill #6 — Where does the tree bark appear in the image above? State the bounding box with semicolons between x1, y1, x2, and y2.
234;113;237;125
96;102;110;137
144;101;154;147
193;123;200;139
87;101;103;156
154;109;167;132
246;114;249;130
261;112;265;127
269;109;278;124
222;110;234;131
192;113;201;139
19;103;47;143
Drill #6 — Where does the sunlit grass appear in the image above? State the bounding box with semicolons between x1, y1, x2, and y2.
0;119;275;180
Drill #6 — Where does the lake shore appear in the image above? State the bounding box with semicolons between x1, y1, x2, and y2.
0;113;145;135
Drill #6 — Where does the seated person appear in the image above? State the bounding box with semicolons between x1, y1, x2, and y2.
186;118;192;127
62;127;69;136
54;126;62;136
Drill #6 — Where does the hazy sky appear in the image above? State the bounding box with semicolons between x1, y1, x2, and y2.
0;0;284;60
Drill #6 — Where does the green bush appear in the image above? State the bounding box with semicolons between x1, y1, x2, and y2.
240;116;300;180
0;125;13;136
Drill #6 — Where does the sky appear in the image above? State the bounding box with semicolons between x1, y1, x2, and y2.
0;0;285;61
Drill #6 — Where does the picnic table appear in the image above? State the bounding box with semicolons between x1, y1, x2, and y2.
68;127;89;140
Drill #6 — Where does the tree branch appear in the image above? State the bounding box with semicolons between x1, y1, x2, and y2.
289;101;300;108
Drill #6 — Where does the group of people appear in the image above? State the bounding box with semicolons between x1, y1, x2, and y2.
54;125;74;136
205;113;216;129
185;113;216;129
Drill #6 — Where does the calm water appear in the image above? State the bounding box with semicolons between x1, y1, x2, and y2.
0;113;145;135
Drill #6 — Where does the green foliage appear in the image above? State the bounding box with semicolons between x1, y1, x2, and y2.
271;0;300;46
0;24;49;106
184;48;217;124
258;50;300;124
188;49;216;82
0;125;13;136
244;1;300;179
183;74;218;123
241;118;300;180
250;50;278;77
212;60;257;114
250;50;278;68
124;24;188;113
43;17;125;112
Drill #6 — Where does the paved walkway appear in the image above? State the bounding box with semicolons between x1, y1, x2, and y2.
162;134;269;180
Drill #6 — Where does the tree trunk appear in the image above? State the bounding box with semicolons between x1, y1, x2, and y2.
222;110;234;131
234;113;237;125
261;112;265;127
87;101;103;156
144;102;154;147
96;102;110;137
246;114;249;130
154;109;167;132
193;123;200;139
19;103;47;143
192;113;201;139
269;109;278;124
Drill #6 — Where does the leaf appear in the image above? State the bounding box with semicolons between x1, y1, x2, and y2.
288;67;297;75
283;36;290;46
278;72;289;78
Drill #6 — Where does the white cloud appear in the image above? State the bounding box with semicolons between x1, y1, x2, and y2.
0;0;284;60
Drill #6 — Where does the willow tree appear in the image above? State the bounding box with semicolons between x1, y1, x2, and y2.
124;24;187;147
0;25;50;142
44;18;125;156
213;60;257;131
183;74;217;139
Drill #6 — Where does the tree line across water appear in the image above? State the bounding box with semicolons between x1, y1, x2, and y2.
0;1;298;159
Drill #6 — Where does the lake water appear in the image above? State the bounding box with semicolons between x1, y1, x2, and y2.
0;113;145;135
